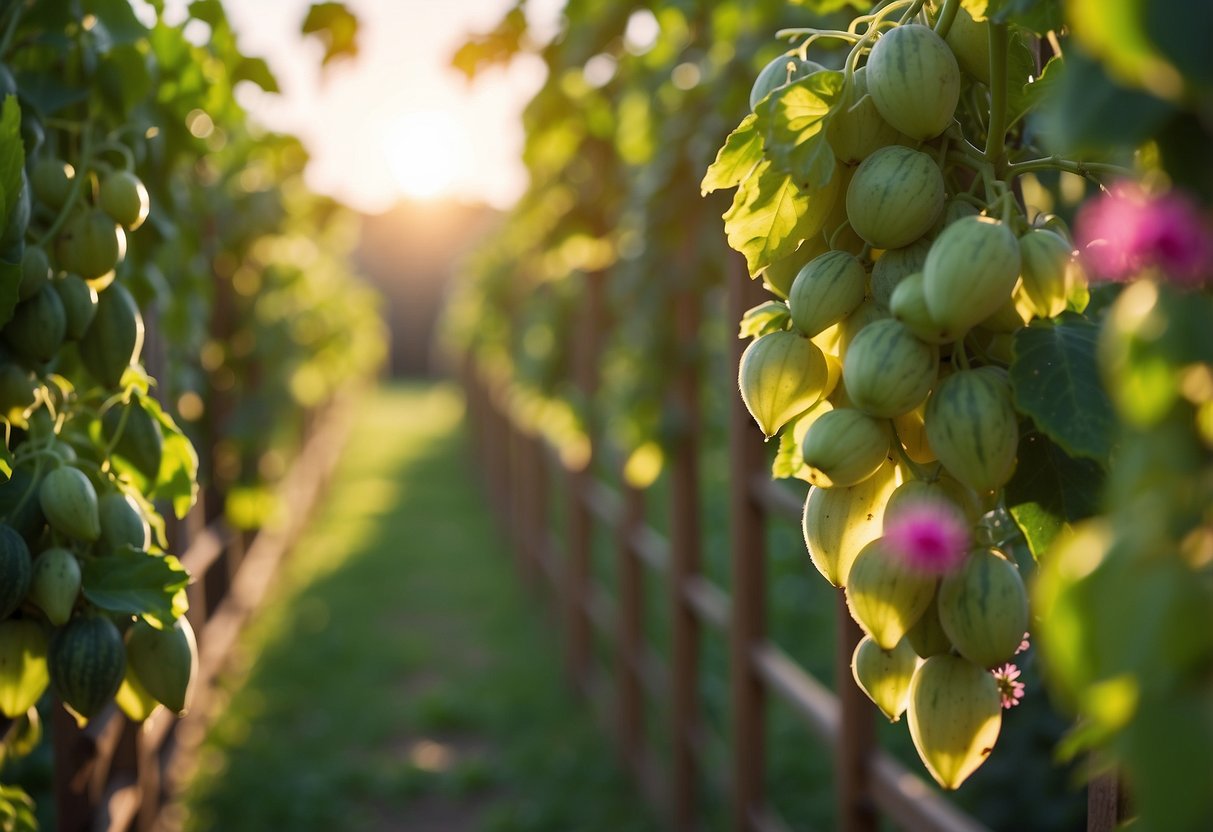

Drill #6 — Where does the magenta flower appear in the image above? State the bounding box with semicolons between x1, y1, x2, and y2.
1075;183;1212;285
992;663;1026;709
883;498;970;574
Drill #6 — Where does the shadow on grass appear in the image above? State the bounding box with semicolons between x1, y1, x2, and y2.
181;383;659;832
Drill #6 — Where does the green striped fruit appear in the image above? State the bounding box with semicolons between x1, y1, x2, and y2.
0;525;32;619
827;66;907;164
788;251;867;337
846;147;945;249
803;459;902;586
923;217;1021;335
938;549;1029;668
908;655;1002;789
905;591;953;658
890;272;965;344
79;282;144;389
2;284;66;366
884;475;984;525
852;635;919;721
29;547;80;627
891;403;936;464
39;467;101;543
126;617;197;715
843;319;938;418
18;246;50;301
940;4;990;84
750;54;825;111
49;613;126;722
739;331;829;438
871;238;931;309
930;198;981;238
925;370;1018;493
53;274;99;340
99;171;150;231
835;300;889;364
1017;228;1075;319
55;210;126;282
31;158;73;210
866;24;960;140
800;408;891;488
102;402;164;483
0;619;49;717
845;538;937;650
98;493;151;552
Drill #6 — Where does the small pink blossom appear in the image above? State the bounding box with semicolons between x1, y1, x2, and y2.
1015;632;1030;655
883;498;970;574
1075;183;1212;285
992;663;1026;709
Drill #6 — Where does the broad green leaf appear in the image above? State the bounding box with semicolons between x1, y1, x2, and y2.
701;114;762;195
1005;430;1103;558
756;71;843;186
738;300;791;339
1010;313;1115;463
84;0;148;46
233;57;281;93
81;547;190;628
141;396;200;519
303;2;360;66
723;159;834;275
1004;31;1045;126
771;401;832;481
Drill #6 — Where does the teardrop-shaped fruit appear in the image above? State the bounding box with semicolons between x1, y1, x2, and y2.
53;274;99;341
941;4;991;84
852;635;919;721
843;319;938;418
800;408;891;488
79;282;144;389
835;300;890;364
908;654;1002;789
890;272;964;344
905;590;953;658
0;619;49;717
18;246;51;301
938;549;1029;668
98;492;151;552
803;460;902;586
2;284;66;365
114;664;159;722
125;617;197;715
98;171;150;231
845;538;937;649
48;613;126;722
1017;228;1075;319
0;525;32;619
827;66;907;164
870;238;931;309
739;331;829;438
29;547;81;627
846;147;945;249
923;217;1021;335
39;467;101;543
925;370;1018;493
866;24;961;140
884;476;983;525
55;210;126;281
788;251;867;338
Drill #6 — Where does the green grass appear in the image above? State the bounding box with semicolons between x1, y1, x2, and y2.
180;383;660;832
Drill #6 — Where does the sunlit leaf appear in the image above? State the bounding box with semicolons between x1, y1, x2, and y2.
701;114;762;195
723;159;835;275
303;2;360;66
756;71;844;186
738;300;790;339
81;547;190;628
1006;430;1103;559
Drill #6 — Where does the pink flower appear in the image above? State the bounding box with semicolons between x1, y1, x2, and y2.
1016;632;1030;655
883;497;970;574
1075;183;1212;285
992;663;1026;709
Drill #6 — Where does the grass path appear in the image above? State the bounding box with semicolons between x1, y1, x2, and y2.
179;383;658;832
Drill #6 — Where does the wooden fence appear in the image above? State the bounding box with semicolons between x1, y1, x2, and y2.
463;259;1120;832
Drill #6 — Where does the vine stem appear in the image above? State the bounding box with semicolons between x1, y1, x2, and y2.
932;0;961;39
1006;156;1134;181
983;22;1009;171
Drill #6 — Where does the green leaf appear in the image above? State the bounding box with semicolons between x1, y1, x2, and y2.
701;114;762;195
1010;313;1116;463
723;158;834;275
738;300;791;339
187;0;227;27
233;57;281;93
0;96;22;233
84;0;148;46
96;45;152;117
141;396;200;519
1004;31;1045;127
990;0;1064;32
302;2;360;66
81;547;190;628
756;71;844;186
1005;430;1104;558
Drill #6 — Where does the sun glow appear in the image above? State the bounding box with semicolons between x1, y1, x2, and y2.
384;110;469;201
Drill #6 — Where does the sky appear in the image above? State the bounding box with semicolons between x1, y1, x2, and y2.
176;0;564;213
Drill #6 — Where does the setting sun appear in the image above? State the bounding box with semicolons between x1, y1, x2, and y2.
383;110;470;201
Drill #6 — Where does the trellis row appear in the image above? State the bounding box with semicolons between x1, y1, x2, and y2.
464;257;1123;832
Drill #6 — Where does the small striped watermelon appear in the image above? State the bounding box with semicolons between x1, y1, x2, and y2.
846;146;945;249
866;24;960;140
923;216;1021;334
908;655;1002;789
49;613;126;722
843;319;938;418
800;408;891;488
938;549;1029;668
845;538;937;650
0;524;32;618
924;369;1019;493
738;331;829;438
788;250;867;337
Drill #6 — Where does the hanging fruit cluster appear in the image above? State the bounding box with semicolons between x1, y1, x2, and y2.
710;0;1121;790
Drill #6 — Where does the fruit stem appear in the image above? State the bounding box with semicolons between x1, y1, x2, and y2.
932;0;961;39
983;22;1009;172
34;121;95;250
